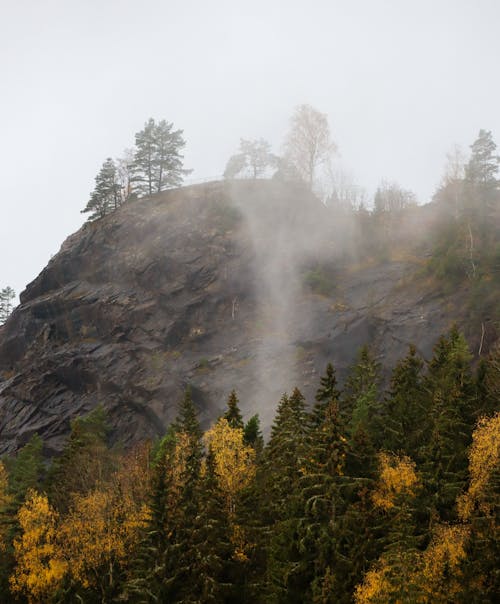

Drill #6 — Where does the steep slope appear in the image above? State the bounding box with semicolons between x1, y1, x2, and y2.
0;180;490;454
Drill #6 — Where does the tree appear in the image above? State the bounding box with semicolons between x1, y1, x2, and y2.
284;104;336;188
10;490;67;603
116;148;136;203
224;138;276;179
81;157;121;221
373;181;416;214
0;287;15;324
204;418;256;519
465;129;499;187
224;389;244;430
131;118;190;196
47;405;112;513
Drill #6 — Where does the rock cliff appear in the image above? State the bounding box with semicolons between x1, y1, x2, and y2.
0;180;490;454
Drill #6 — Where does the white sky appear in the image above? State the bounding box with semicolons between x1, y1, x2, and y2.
1;0;499;299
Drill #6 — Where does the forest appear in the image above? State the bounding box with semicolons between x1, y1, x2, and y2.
0;328;498;603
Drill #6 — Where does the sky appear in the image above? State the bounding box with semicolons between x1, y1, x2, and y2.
1;0;499;300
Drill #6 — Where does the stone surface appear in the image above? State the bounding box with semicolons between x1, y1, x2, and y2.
0;180;491;455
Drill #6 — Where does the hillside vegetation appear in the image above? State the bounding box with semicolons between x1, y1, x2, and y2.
0;328;498;602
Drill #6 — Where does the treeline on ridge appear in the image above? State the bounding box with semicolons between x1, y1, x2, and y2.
0;327;498;603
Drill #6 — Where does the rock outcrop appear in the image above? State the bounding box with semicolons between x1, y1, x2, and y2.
0;180;490;455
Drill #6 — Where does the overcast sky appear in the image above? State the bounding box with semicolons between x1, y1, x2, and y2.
1;0;499;299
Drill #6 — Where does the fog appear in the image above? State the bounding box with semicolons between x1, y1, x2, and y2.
1;0;500;301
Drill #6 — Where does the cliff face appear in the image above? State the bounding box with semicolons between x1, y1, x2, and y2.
0;180;486;454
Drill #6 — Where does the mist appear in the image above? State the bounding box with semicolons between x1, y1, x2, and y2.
1;0;500;301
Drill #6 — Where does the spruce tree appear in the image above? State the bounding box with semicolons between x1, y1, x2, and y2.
296;396;349;602
224;390;244;429
261;389;309;603
421;327;474;521
310;362;341;429
243;414;264;457
47;405;111;513
379;344;427;459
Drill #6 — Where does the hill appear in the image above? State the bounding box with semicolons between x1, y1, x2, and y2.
0;179;496;454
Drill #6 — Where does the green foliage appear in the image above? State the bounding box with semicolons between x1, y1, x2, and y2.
224;390;244;429
303;265;336;297
131;118;190;196
47;405;111;513
81;157;121;221
0;329;498;603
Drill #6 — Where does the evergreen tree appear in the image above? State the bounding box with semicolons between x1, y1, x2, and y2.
342;346;381;477
0;435;44;599
261;389;309;603
420;327;474;521
81;157;121;221
379;344;428;459
465;129;499;188
243;414;264;457
224;390;244;429
47;405;112;513
131;118;190;196
310;362;341;429
296;397;349;602
177;449;234;603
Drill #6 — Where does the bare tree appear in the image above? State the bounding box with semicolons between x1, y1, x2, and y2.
284;104;336;188
0;286;15;324
116;148;135;203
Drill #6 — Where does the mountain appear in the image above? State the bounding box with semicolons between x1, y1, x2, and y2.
0;180;494;455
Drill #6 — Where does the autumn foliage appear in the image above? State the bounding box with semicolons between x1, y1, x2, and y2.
0;329;498;602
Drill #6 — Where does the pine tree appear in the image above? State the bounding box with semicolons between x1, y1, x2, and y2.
81;157;121;221
131;118;190;196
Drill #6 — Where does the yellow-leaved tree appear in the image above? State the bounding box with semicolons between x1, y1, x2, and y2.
204;418;256;515
204;418;256;560
10;490;67;603
58;458;150;596
355;453;420;603
371;452;418;511
458;411;500;521
0;461;12;551
59;489;136;592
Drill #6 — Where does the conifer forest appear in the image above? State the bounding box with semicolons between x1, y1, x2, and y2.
0;328;498;603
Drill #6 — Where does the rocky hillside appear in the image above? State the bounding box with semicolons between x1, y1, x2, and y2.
0;180;493;455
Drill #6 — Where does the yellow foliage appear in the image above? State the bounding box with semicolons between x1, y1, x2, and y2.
354;558;393;604
10;490;67;603
458;412;500;521
59;486;149;589
0;461;13;551
231;523;253;563
372;452;418;510
418;523;469;602
204;418;256;514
